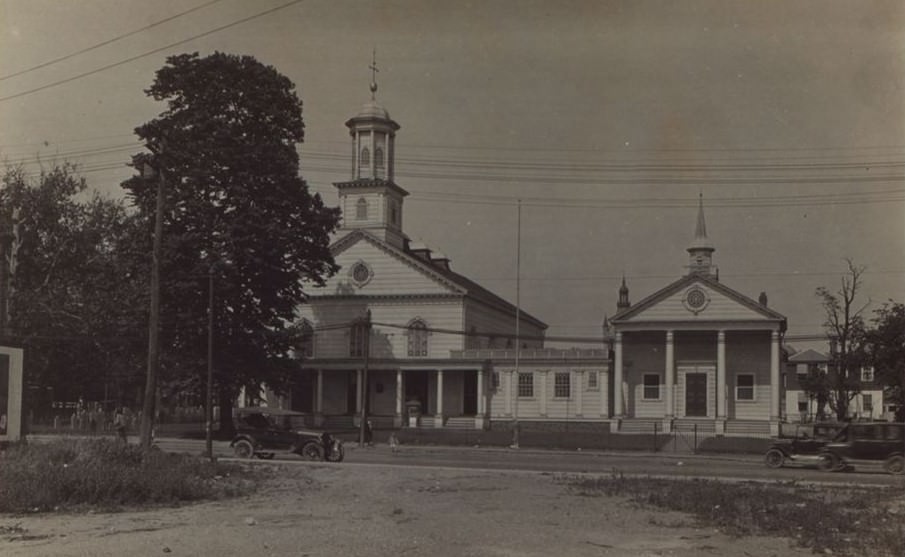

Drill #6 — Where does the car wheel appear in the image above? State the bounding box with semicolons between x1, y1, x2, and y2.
817;453;841;472
883;455;905;475
764;449;785;469
233;439;255;459
301;442;324;461
326;444;345;463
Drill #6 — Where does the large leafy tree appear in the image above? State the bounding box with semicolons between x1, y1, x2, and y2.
121;52;340;435
864;302;905;421
1;164;147;416
812;259;869;421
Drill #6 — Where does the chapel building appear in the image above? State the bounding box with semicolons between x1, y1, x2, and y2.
608;197;788;435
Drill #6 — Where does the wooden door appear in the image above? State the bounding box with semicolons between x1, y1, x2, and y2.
685;373;708;417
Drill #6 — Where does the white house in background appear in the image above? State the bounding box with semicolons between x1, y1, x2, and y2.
784;348;887;422
608;197;788;436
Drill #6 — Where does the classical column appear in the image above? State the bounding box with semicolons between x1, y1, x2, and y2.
476;368;484;414
575;370;583;417
717;330;726;419
614;332;624;417
539;370;548;417
355;369;363;414
395;369;403;416
665;331;675;418
315;370;323;414
770;331;780;422
435;369;444;427
505;370;513;415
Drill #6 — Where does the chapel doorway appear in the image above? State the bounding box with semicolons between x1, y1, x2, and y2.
685;373;708;417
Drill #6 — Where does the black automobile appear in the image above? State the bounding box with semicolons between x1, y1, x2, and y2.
230;408;344;462
817;422;904;475
764;422;845;469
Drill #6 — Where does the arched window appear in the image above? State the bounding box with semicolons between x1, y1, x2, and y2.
375;147;384;168
407;319;429;357
356;198;368;220
360;147;370;167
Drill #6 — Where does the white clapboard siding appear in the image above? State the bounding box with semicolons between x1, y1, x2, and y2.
464;299;545;349
725;335;771;420
320;238;458;296
299;300;466;358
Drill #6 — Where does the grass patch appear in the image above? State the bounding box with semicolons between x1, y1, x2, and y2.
0;438;256;513
566;474;905;557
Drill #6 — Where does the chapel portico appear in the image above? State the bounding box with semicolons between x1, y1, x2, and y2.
609;197;786;435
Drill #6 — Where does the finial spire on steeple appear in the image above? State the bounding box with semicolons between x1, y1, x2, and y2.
617;275;631;310
686;193;715;276
694;192;707;240
368;49;379;100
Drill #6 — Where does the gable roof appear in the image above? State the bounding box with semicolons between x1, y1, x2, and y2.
330;230;547;330
788;349;829;363
610;273;786;326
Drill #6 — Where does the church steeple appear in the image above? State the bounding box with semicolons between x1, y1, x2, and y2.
617;275;631;311
686;194;716;277
334;52;409;249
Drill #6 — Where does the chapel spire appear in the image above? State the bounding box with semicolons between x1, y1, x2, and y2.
686;193;716;277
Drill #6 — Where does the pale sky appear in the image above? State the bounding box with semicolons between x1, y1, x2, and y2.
1;0;904;349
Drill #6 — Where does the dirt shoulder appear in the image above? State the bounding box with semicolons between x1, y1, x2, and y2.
1;463;814;557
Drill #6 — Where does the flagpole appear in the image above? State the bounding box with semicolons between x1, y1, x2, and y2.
512;199;521;448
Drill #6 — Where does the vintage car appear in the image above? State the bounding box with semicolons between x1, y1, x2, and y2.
817;422;904;475
764;422;845;469
230;407;344;461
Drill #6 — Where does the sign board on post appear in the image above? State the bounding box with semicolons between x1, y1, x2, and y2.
0;347;24;443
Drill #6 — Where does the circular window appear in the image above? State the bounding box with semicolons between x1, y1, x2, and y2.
683;287;709;314
350;261;372;287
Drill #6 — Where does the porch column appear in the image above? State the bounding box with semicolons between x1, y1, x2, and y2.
355;369;363;414
539;370;548;417
505;370;513;415
476;368;484;414
575;370;583;416
717;330;726;419
395;369;403;426
435;369;444;427
665;331;675;419
770;331;781;423
614;332;624;417
315;370;323;413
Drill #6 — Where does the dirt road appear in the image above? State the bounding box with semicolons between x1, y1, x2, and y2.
0;462;816;557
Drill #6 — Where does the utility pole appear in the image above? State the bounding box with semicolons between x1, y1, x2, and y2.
140;147;165;450
206;264;215;461
358;309;372;447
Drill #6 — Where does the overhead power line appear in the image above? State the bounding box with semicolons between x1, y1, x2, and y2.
0;0;305;103
0;0;226;82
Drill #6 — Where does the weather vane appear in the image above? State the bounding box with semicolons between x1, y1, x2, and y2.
369;49;379;100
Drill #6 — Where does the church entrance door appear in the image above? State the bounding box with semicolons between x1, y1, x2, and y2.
685;373;708;417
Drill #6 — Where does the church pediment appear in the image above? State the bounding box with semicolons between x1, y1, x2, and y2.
315;230;465;297
612;275;785;325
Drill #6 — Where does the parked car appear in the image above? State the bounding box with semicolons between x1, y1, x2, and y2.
817;422;905;475
764;422;845;469
230;407;344;462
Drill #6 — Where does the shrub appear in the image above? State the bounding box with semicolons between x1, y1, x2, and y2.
0;439;254;513
566;474;905;557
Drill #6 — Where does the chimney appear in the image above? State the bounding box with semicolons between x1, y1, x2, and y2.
758;291;768;307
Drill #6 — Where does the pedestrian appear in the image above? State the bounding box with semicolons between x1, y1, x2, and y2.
364;419;373;446
388;431;399;453
114;407;128;444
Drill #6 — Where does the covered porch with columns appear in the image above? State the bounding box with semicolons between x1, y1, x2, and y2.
610;325;783;436
295;362;490;430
